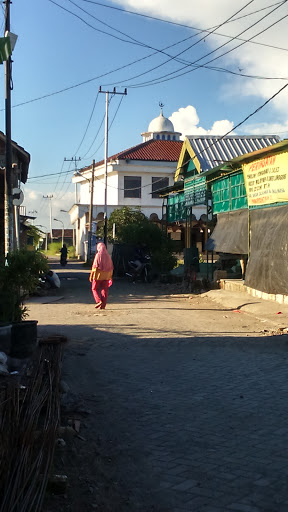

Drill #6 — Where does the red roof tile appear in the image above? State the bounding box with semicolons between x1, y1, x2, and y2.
91;139;182;168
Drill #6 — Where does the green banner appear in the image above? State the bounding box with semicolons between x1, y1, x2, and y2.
184;175;207;206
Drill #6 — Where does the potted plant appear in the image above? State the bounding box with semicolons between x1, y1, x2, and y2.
0;249;49;357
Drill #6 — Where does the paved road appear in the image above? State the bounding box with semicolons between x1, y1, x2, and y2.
30;262;288;512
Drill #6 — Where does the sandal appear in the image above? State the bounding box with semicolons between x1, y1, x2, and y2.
95;302;102;309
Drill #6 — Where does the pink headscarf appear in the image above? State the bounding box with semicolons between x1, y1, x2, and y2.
92;242;113;272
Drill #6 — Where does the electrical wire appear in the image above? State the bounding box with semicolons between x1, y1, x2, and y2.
73;90;99;156
67;0;256;72
48;0;145;46
80;0;288;53
67;0;148;48
27;81;288;193
82;93;125;161
101;0;261;86
174;81;288;176
53;96;121;200
58;0;273;90
127;4;288;88
5;1;288;112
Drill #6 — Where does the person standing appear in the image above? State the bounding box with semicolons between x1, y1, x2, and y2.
89;242;113;309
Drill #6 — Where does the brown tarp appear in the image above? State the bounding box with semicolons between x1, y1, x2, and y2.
206;209;248;254
245;205;288;295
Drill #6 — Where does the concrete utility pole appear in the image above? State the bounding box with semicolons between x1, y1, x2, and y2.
65;157;81;204
88;159;95;259
43;195;53;241
99;86;127;246
4;0;13;254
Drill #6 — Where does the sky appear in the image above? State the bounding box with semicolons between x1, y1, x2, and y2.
1;0;288;231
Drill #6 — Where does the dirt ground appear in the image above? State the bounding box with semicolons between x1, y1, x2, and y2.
26;262;288;512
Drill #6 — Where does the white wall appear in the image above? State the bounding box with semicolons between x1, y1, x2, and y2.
71;159;177;258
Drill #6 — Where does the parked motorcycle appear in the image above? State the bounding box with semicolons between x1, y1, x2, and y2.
126;255;152;283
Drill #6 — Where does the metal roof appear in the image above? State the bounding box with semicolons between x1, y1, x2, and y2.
186;135;280;172
201;138;288;179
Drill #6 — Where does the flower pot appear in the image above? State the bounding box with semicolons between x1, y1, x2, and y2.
10;320;38;358
0;323;12;354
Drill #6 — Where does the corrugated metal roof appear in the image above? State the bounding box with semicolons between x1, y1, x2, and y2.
186;135;280;172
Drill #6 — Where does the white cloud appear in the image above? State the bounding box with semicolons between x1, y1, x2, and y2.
169;105;234;137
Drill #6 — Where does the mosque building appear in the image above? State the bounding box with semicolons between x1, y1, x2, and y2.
69;107;183;259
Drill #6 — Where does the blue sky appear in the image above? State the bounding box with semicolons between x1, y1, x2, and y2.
1;0;288;229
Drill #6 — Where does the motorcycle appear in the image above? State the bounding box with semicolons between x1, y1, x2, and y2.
126;254;152;283
60;255;67;267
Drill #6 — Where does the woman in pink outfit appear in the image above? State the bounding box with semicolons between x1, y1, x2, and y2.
89;242;113;309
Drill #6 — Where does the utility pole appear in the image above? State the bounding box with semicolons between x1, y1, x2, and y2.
43;195;53;242
4;0;13;254
88;159;95;260
99;86;127;246
65;157;81;204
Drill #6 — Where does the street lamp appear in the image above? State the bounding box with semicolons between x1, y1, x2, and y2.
61;209;76;248
54;218;64;247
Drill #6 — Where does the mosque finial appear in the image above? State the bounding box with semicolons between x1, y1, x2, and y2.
159;101;164;115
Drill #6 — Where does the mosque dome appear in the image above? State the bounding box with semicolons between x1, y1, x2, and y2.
148;111;175;133
141;104;181;142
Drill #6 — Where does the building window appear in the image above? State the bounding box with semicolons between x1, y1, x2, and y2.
156;134;160;140
152;177;169;198
173;135;176;140
167;135;171;140
124;176;141;198
162;135;165;140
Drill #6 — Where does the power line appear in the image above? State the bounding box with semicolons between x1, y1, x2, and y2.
80;0;288;53
73;90;99;156
4;2;288;112
174;81;288;176
82;93;125;161
67;0;256;72
48;0;145;46
57;0;285;91
27;81;288;193
127;5;288;88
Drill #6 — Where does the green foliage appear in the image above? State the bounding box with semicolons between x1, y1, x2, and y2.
44;243;75;258
151;249;177;273
45;241;62;255
26;224;43;247
104;206;148;242
114;217;177;273
0;249;49;323
67;245;76;258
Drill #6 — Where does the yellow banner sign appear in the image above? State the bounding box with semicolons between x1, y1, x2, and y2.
243;152;288;206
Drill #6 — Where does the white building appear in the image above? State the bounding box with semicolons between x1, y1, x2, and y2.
69;108;183;258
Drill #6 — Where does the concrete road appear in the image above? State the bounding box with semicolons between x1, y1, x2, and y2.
28;262;288;512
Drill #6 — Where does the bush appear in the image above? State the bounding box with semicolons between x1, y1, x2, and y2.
45;242;62;255
0;250;49;323
43;243;76;258
116;222;177;273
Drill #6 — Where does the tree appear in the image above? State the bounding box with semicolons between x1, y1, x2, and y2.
108;206;148;241
26;223;44;248
108;207;177;273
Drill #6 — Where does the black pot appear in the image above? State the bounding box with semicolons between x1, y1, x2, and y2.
10;320;38;358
